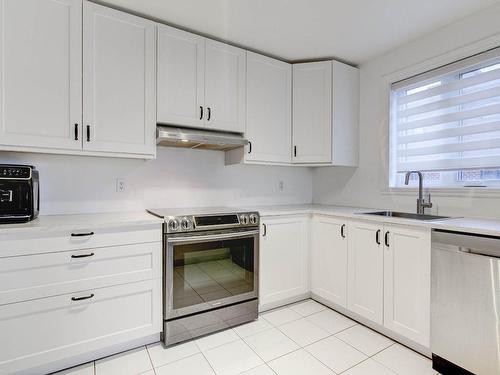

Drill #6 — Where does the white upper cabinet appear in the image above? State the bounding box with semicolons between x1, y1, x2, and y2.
203;40;246;133
384;224;430;347
292;61;332;164
226;52;291;165
157;34;246;134
157;24;205;128
83;2;156;157
245;52;292;163
311;215;348;308
0;0;82;151
347;219;384;324
292;60;359;166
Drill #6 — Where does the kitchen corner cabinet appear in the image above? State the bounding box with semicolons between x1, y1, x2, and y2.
83;2;156;157
259;215;309;311
310;215;348;308
383;224;430;347
0;0;156;159
292;60;359;166
0;0;82;151
157;25;246;134
226;52;292;165
347;220;384;324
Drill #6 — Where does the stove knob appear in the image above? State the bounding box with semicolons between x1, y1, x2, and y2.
168;218;180;232
249;214;259;225
240;214;249;225
181;217;192;230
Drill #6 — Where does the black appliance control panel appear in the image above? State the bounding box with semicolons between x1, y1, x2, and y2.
0;165;32;179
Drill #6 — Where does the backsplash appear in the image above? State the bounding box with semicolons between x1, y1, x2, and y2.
0;147;313;215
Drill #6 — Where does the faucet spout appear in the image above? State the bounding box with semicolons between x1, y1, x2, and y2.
404;171;432;215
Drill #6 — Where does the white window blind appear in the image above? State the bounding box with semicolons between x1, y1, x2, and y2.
391;47;500;173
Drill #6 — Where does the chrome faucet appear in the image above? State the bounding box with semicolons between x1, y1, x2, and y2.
404;171;433;215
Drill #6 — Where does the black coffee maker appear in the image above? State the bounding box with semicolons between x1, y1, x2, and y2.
0;165;39;224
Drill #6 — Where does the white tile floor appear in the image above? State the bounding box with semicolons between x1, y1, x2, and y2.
53;299;439;375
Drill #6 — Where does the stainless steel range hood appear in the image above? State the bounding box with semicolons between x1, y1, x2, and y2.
156;125;248;151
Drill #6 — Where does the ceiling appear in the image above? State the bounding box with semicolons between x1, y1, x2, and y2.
100;0;499;65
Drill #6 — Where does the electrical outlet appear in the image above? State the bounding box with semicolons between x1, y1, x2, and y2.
279;180;284;192
116;178;126;193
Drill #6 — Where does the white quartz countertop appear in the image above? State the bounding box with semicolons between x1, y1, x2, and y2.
0;211;163;235
2;204;500;237
246;204;500;237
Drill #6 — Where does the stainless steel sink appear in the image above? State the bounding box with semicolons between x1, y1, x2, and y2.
360;211;452;221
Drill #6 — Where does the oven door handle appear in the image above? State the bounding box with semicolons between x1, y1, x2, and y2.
167;230;259;244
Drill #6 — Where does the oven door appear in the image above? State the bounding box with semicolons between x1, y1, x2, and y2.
165;228;259;319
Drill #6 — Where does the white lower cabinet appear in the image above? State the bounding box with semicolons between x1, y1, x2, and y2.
0;279;161;374
310;215;347;308
259;215;309;311
347;220;384;324
0;224;162;375
383;224;430;347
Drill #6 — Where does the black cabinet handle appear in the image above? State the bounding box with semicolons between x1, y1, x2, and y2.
248;141;252;154
385;231;390;247
74;124;79;141
199;106;203;120
71;252;94;259
294;146;297;157
207;107;211;121
71;231;94;237
376;229;381;245
71;293;94;302
262;223;267;237
86;125;91;142
340;224;346;238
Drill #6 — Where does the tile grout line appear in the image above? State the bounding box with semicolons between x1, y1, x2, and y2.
144;344;157;375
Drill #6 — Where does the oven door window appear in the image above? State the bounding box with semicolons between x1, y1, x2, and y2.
172;237;255;310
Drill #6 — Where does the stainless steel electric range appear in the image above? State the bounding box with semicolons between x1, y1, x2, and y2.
147;207;259;346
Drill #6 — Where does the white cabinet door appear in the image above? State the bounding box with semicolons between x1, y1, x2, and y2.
292;61;332;163
0;0;82;151
157;24;205;129
347;219;384;324
246;52;291;163
259;216;309;310
384;224;430;347
83;2;156;156
311;215;348;308
0;279;161;375
204;40;246;133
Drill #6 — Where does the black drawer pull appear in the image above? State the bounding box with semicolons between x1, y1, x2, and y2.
376;229;381;245
385;231;390;247
340;224;346;238
71;293;94;302
71;252;94;259
74;123;79;141
71;231;94;237
207;107;211;121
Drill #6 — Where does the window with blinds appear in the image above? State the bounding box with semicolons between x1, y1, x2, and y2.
390;47;500;188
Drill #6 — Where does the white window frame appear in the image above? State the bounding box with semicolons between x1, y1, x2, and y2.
384;39;500;195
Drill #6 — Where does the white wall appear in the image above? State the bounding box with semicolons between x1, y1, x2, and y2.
0;147;312;215
313;3;500;219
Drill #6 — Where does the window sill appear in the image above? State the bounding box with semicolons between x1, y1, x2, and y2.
382;186;500;199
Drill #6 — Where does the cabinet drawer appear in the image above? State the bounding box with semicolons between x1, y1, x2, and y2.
0;279;161;375
0;242;161;305
0;224;161;257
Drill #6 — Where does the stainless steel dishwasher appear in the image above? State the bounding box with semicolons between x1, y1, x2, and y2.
431;229;500;375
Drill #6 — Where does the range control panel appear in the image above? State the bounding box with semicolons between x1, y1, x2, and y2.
164;212;260;234
0;165;32;179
